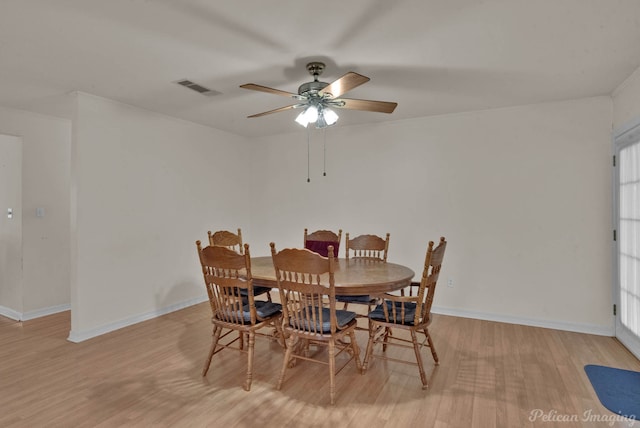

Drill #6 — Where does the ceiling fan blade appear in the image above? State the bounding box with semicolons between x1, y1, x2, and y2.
240;83;297;98
247;104;298;118
338;98;398;114
320;72;370;98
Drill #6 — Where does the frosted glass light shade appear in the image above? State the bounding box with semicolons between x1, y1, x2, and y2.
323;108;338;125
295;111;309;127
305;105;318;123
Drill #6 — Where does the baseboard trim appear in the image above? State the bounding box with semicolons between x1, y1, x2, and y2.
0;303;71;321
67;295;208;343
432;306;614;337
22;304;71;321
0;305;22;321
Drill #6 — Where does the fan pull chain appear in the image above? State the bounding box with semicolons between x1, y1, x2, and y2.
323;128;327;176
307;126;311;183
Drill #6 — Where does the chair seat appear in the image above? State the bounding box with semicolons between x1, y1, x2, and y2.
368;301;417;325
239;286;272;297
218;300;282;323
291;306;357;333
335;294;374;303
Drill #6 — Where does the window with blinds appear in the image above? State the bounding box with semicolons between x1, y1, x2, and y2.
619;141;640;338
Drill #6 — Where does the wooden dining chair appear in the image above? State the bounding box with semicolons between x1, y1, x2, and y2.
337;232;391;325
303;228;342;258
270;242;362;405
363;237;447;389
196;241;284;391
208;228;272;302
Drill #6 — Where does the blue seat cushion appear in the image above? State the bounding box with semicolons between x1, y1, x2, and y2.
368;301;417;325
219;300;282;323
291;306;357;333
253;301;282;320
239;286;272;297
336;294;374;304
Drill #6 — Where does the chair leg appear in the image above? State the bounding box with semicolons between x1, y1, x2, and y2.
243;331;255;391
365;303;374;331
274;317;286;348
277;334;296;391
410;329;428;389
425;327;439;364
303;339;311;358
382;327;392;352
202;326;222;376
328;338;336;405
363;324;378;371
348;330;362;372
239;331;244;350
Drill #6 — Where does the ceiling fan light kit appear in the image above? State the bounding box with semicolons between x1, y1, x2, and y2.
295;105;339;128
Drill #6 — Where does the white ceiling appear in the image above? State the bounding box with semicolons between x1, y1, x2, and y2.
2;0;640;138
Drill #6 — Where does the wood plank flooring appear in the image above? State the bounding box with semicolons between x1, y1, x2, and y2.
1;302;639;428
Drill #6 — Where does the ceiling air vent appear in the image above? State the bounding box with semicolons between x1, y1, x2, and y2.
175;79;221;96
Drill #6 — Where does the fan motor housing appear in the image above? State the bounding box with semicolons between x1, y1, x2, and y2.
298;80;329;96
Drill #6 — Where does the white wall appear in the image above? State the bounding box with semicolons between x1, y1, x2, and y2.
69;93;253;340
250;97;614;334
0;106;71;319
613;65;640;133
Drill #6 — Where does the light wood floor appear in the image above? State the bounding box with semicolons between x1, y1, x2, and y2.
1;302;639;428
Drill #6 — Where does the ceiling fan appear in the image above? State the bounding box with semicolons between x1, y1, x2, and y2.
240;62;398;129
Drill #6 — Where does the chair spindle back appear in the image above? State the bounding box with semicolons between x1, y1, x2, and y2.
345;233;390;261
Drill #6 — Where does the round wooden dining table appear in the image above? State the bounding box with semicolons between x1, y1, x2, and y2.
250;256;415;296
